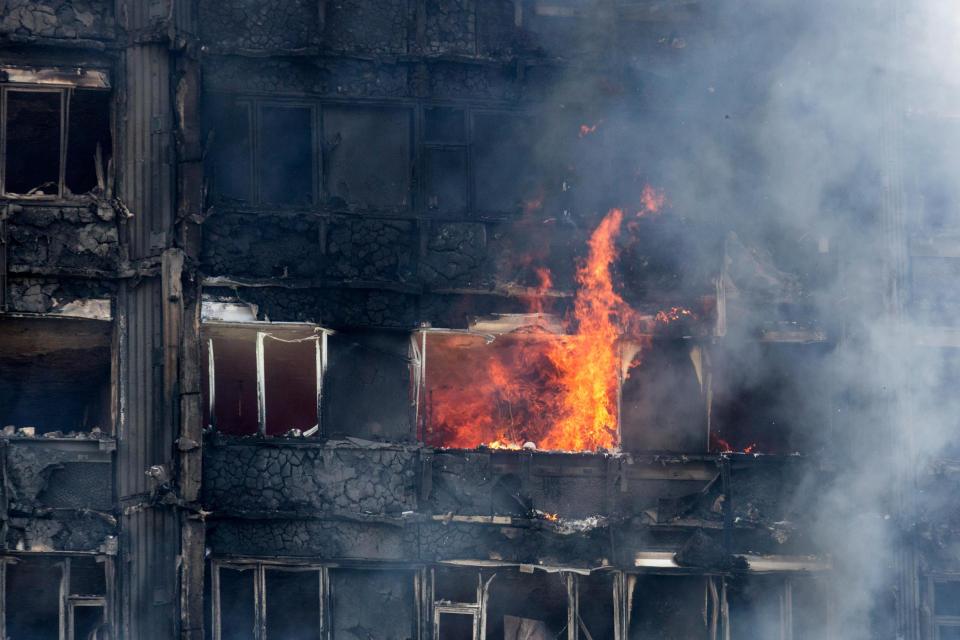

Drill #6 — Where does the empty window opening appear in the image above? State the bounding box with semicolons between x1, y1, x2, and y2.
577;572;616;640
710;342;834;455
628;574;718;640
211;562;415;640
484;568;569;640
6;556;62;639
65;90;112;195
437;610;476;640
433;566;481;640
323;329;415;442
472;112;538;214
216;565;256;640
2;86;111;198
202;324;326;437
726;575;831;640
264;568;323;640
928;577;960;640
324;106;411;209
416;324;620;452
5;90;61;196
328;568;416;640
0;317;112;435
206;98;314;206
208;98;253;202
258;104;315;206
4;555;109;640
425;147;468;214
620;340;708;453
423;107;468;215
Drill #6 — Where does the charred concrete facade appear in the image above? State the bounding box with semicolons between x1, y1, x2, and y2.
0;1;955;639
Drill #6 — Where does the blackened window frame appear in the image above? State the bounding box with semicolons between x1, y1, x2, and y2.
206;93;537;220
210;560;421;640
0;82;112;201
929;574;960;640
0;553;114;640
202;321;330;438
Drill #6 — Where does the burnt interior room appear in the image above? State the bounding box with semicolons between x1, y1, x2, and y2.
0;0;956;638
0;316;111;434
3;86;111;197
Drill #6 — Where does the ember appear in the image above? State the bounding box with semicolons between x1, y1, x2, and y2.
578;121;603;138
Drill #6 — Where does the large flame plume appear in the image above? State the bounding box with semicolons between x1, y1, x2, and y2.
422;196;685;452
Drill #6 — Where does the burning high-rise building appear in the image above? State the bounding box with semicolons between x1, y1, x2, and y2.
0;0;955;638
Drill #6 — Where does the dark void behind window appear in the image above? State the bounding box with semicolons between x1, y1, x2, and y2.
329;569;415;639
438;612;475;639
621;340;706;453
426;148;468;214
473;113;537;214
629;575;709;639
425;107;465;143
210;99;252;201
324;106;411;209
7;557;62;639
485;570;567;640
219;566;256;640
259;104;313;206
324;330;412;441
5;90;62;195
264;569;322;640
73;605;105;639
66;89;111;195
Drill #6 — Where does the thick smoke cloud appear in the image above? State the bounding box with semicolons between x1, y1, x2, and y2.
519;0;956;636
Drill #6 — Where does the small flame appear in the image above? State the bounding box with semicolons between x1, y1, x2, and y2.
578;121;603;138
486;440;523;450
542;512;559;522
639;184;667;216
655;307;695;325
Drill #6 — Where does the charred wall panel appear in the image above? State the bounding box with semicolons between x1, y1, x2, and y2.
202;441;418;515
5;204;119;274
199;0;320;51
422;0;476;55
325;0;410;54
324;217;416;283
4;276;114;314
206;519;416;559
0;0;115;39
201;212;322;279
205;285;419;328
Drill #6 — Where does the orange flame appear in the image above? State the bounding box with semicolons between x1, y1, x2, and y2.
655;306;695;325
422;208;639;452
639;184;666;216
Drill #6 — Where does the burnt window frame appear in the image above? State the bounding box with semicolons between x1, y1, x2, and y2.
210;560;420;640
430;564;618;640
0;72;112;201
206;94;418;212
414;320;707;454
418;104;537;220
0;553;114;640
928;574;960;640
206;96;321;207
202;321;330;437
0;313;116;436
